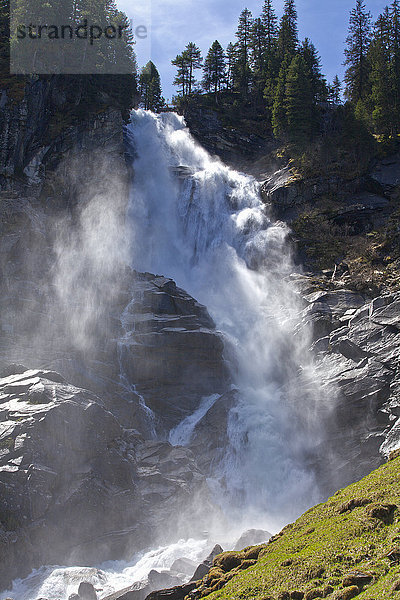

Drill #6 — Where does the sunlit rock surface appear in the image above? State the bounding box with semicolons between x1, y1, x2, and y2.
0;368;216;590
295;282;400;493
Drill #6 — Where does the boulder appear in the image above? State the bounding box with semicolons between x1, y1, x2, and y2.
191;545;224;582
233;529;272;551
78;582;97;600
147;570;181;590
170;558;198;576
144;582;198;600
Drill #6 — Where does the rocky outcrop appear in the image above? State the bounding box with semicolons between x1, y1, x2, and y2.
233;529;272;551
261;165;394;228
182;106;274;171
0;368;216;590
0;77;127;200
119;273;230;431
295;282;400;492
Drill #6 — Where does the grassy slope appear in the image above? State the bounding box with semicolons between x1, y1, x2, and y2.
195;453;400;600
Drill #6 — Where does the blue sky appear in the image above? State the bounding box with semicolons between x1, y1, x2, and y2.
119;0;390;102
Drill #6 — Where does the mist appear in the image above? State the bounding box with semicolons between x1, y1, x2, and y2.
0;110;339;599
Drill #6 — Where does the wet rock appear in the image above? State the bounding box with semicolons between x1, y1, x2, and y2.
191;545;224;582
170;557;198;576
0;369;216;590
147;570;181;589
183;106;272;171
298;282;400;494
233;529;272;550
371;301;400;329
120;273;230;430
78;582;97;600
145;582;198;600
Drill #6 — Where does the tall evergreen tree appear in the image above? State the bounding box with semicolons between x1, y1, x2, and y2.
261;0;278;52
272;54;290;138
203;40;226;100
390;0;400;130
261;1;280;112
172;52;189;96
300;38;327;102
225;42;237;90
234;8;253;95
250;17;267;104
184;42;203;95
285;53;314;143
331;75;342;103
370;32;394;135
344;0;373;103
139;61;165;112
278;0;298;60
250;17;267;73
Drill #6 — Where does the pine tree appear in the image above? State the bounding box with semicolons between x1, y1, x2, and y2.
203;40;226;100
285;53;314;143
235;8;253;95
261;0;278;52
172;53;189;97
344;0;372;103
184;42;203;95
250;17;266;73
250;17;267;104
225;42;237;90
332;75;342;103
370;34;393;136
272;55;290;138
300;38;327;102
278;0;298;60
139;61;165;112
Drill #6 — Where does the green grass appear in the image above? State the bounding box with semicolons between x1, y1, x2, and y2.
193;452;400;600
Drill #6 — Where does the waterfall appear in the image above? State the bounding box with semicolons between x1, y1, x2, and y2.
127;110;323;530
0;110;327;600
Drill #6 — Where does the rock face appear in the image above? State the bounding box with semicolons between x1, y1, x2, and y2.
0;76;127;197
296;284;400;492
0;265;230;437
0;368;216;590
261;167;393;227
119;273;230;431
182;106;274;172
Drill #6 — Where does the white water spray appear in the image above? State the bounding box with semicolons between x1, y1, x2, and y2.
127;110;323;529
1;110;327;600
0;539;210;600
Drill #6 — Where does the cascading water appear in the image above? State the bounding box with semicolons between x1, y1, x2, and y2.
1;110;328;600
127;110;323;528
